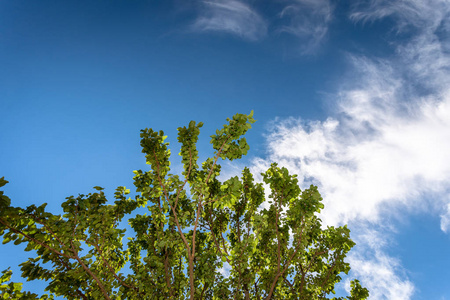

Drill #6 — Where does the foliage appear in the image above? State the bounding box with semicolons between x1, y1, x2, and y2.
0;112;369;299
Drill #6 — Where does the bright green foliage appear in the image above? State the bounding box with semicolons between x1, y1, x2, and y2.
1;268;53;299
0;112;368;299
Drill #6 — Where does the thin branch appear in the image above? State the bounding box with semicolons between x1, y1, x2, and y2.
254;275;261;300
75;289;88;300
32;215;90;300
274;193;282;275
0;218;71;259
203;195;225;206
163;246;175;298
70;241;111;300
176;256;182;297
152;150;191;256
191;200;203;257
30;214;66;248
142;232;175;297
54;255;88;300
141;264;159;289
306;249;328;273
151;150;171;206
91;240;139;293
219;232;230;257
283;275;296;296
299;261;306;293
265;216;305;300
320;251;342;293
205;136;231;185
200;282;209;300
205;209;229;261
152;149;195;299
174;147;193;211
188;198;205;300
71;205;111;300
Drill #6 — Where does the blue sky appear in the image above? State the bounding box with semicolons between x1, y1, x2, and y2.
1;0;450;299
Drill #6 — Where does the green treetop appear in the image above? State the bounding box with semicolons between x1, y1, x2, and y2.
0;112;368;299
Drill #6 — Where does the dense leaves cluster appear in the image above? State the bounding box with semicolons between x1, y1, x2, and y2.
0;112;368;299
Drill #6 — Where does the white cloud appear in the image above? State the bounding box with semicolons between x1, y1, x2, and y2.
253;85;450;226
342;227;415;300
250;1;450;298
278;0;334;54
191;0;267;41
347;250;415;299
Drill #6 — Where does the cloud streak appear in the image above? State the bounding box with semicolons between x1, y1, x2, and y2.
278;0;334;54
191;0;267;41
350;0;450;32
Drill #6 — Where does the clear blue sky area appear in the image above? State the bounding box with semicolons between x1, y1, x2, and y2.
1;1;450;299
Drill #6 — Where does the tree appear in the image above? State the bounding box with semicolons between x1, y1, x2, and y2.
0;112;368;299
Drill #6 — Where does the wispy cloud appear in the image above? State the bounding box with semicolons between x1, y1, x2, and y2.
347;227;415;300
350;0;450;32
440;200;450;232
189;0;334;53
277;0;334;54
191;0;267;41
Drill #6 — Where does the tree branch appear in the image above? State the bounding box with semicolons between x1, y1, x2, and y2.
174;147;193;211
320;251;342;293
91;239;140;293
30;214;66;248
70;206;111;300
163;246;175;298
205;136;230;185
283;275;296;297
70;241;111;300
274;193;282;275
265;216;304;300
0;217;71;259
152;150;191;259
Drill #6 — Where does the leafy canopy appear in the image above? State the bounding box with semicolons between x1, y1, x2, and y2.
0;112;369;299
